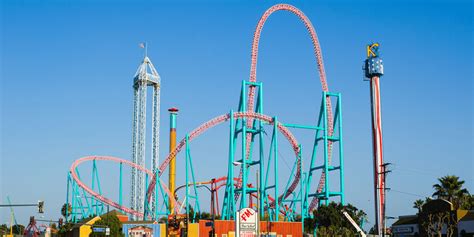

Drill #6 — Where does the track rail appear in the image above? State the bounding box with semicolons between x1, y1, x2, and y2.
70;156;179;218
146;112;301;207
71;4;337;218
243;4;334;211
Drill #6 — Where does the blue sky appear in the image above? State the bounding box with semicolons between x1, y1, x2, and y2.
1;0;472;230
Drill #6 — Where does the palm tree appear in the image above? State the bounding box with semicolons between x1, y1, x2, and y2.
413;199;425;213
432;175;470;209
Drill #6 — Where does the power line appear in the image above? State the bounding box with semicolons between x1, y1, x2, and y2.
388;189;428;198
391;164;442;176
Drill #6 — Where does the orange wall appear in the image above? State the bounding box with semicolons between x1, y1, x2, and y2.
259;221;302;237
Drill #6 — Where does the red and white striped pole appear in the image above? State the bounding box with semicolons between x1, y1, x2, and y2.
365;43;385;236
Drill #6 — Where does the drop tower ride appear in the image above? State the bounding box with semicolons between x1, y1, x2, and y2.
130;53;161;220
364;43;386;235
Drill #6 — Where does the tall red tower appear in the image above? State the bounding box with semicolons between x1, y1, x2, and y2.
364;43;386;235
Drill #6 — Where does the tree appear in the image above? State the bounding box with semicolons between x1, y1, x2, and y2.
307;202;367;236
368;225;376;235
413;199;425;213
432;175;470;209
198;212;212;220
0;224;9;235
58;222;74;237
61;203;72;218
90;214;124;237
159;216;168;223
11;224;25;235
460;194;474;210
421;211;456;237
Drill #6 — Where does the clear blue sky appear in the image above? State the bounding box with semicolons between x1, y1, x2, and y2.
1;0;472;229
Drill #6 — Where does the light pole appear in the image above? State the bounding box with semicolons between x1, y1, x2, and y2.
196;184;216;236
381;162;391;237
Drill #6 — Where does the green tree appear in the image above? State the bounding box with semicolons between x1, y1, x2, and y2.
305;202;367;236
0;224;9;235
432;175;470;209
460;194;474;210
58;222;74;237
158;216;168;223
50;222;57;230
61;203;72;218
413;199;425;213
90;214;124;237
198;212;212;220
12;224;25;235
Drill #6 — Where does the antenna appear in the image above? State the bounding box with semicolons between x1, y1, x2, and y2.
145;41;148;58
139;42;148;58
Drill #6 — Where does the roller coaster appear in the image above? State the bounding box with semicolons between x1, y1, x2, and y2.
65;4;346;229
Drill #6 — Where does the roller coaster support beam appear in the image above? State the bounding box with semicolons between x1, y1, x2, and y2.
222;110;236;220
223;81;266;219
119;162;123;207
304;92;344;214
185;135;201;222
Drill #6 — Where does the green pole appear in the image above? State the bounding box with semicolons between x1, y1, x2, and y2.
322;92;329;205
274;116;279;221
144;173;149;220
75;168;92;214
241;81;247;209
91;160;97;215
189;148;201;221
337;94;345;204
66;173;71;222
185;135;190;219
229;110;235;219
154;168;159;218
301;171;306;233
71;178;75;221
119;162;123;208
258;84;265;219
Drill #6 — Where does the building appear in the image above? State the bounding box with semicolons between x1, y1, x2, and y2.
122;221;165;237
391;199;474;237
458;210;474;236
391;215;421;237
128;226;153;237
66;210;128;237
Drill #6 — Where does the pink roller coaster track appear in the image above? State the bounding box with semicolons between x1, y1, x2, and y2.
243;3;334;211
71;4;336;218
70;156;180;218
147;3;334;212
146;112;301;203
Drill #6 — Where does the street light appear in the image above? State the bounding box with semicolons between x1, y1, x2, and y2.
196;184;216;236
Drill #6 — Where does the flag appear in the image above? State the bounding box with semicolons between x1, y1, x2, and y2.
139;42;146;48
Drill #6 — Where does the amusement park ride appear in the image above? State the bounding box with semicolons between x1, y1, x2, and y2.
63;3;385;235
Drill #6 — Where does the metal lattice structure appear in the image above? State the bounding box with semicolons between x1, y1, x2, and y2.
65;5;349;233
130;55;161;220
240;3;336;213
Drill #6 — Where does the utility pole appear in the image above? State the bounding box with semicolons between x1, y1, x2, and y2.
381;162;392;236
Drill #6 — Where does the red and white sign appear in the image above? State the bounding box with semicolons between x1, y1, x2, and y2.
236;208;258;237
